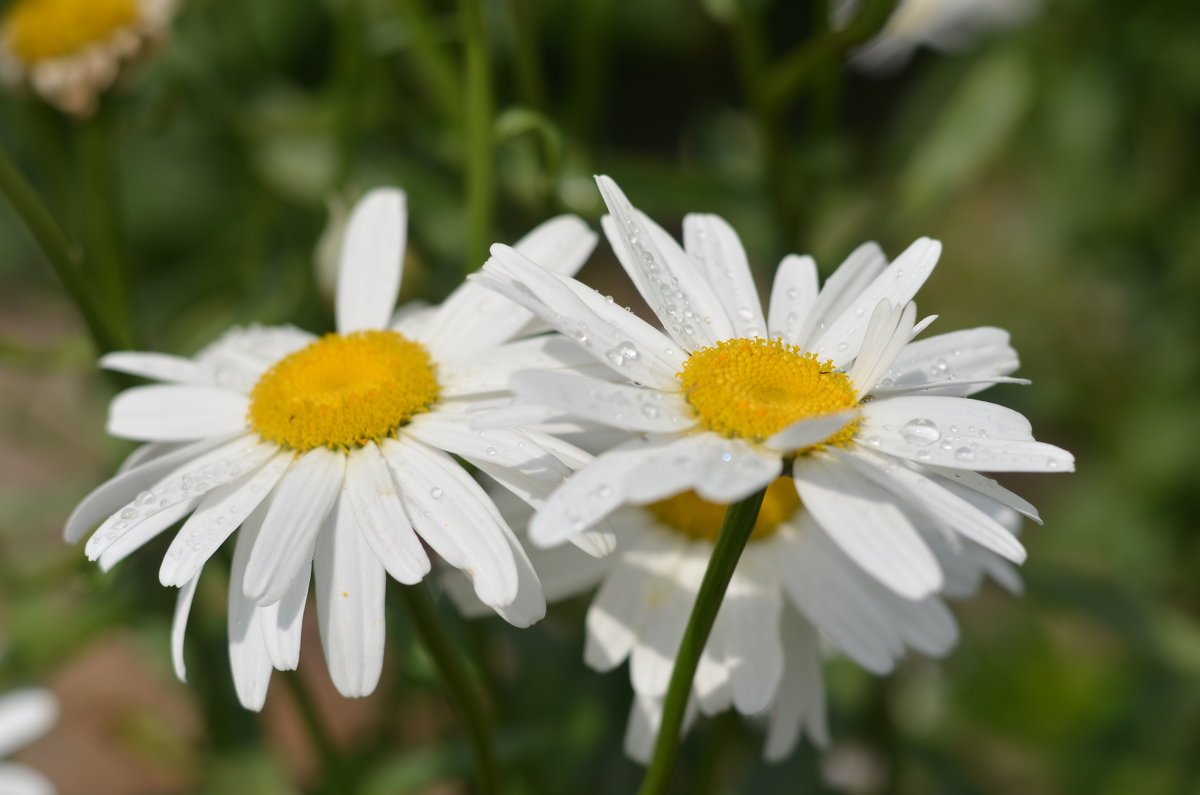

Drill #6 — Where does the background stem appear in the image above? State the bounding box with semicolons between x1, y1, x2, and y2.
458;0;494;275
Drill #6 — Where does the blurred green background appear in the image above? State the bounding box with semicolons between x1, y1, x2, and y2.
1;0;1198;792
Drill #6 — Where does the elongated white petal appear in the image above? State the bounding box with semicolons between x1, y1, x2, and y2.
438;335;599;397
683;213;766;336
508;371;697;433
382;437;518;607
764;409;860;453
793;455;943;599
261;563;310;672
925;464;1041;523
625;434;783;506
418;215;597;358
195;325;315;393
342;443;430;584
874;326;1020;397
171;573;201;682
861;395;1075;472
407;412;572;478
228;503;274;710
849;300;917;397
631;545;707;698
843;449;1026;562
97;501;195;572
767;254;819;343
724;555;784;715
484;522;547;628
795;242;887;349
694;616;732;716
66;435;233;542
159;451;292;587
108;385;248;442
315;497;387;697
0;689;57;757
336;188;406;334
812;238;941;366
764;607;828;760
476;245;683;389
85;435;273;561
597;176;734;349
100;352;213;386
0;763;55;795
244;447;344;605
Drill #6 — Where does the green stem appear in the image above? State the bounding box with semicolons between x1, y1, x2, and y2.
637;487;768;795
0;140;121;352
400;583;499;795
389;0;462;121
458;0;494;275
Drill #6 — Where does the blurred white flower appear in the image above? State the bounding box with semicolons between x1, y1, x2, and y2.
0;0;178;116
0;688;57;795
835;0;1040;72
67;188;604;710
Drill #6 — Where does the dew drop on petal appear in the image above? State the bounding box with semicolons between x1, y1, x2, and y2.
135;491;155;506
915;449;931;461
430;487;443;499
486;447;497;456
954;446;976;463
900;418;940;445
617;342;639;361
736;306;754;321
120;508;138;520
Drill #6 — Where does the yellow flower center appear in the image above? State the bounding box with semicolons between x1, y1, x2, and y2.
4;0;138;64
679;337;859;448
648;478;800;543
248;330;440;452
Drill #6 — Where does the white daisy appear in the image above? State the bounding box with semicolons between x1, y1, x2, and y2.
835;0;1039;72
0;688;57;795
445;483;1023;762
0;0;177;116
475;175;1072;607
65;188;603;710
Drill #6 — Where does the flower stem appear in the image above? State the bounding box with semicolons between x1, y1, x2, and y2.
458;0;494;275
400;583;500;795
637;486;768;795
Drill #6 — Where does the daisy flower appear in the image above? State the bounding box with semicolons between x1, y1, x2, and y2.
0;0;177;116
0;688;57;795
835;0;1039;72
65;188;601;709
446;480;1024;762
475;175;1072;605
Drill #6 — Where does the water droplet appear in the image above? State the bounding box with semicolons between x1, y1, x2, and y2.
1047;457;1059;469
120;508;138;520
954;446;976;463
616;341;639;360
486;446;497;456
641;404;660;419
721;453;733;463
572;329;589;345
786;287;798;300
900;418;941;445
736;306;753;321
430;487;443;499
604;349;625;366
113;521;129;531
934;358;949;373
682;324;695;336
135;491;155;506
836;342;849;352
855;307;865;317
939;440;953;451
915;449;931;461
785;311;798;328
879;377;894;388
865;436;882;448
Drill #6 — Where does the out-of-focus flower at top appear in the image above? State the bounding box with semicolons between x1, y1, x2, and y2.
65;188;604;710
0;0;178;116
835;0;1040;72
0;688;57;795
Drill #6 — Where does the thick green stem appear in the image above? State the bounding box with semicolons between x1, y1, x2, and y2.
0;140;121;352
637;487;769;795
458;0;494;275
400;583;499;795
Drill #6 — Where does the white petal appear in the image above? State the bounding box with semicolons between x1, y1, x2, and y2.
315;496;387;697
171;573;201;682
97;501;195;572
100;351;213;386
630;544;707;698
0;764;55;795
438;335;600;397
117;441;186;474
407;412;571;478
195;324;315;393
812;238;941;366
0;689;57;756
925;464;1041;524
336;188;406;334
108;385;249;442
874;326;1020;397
382;437;518;607
508;371;697;433
624;434;783;505
475;245;683;389
159;451;292;587
767;254;818;343
793;455;942;599
764;409;860;453
795;242;886;349
483;522;547;628
764;607;828;761
623;692;700;766
842;449;1026;563
418;215;597;358
244;447;345;605
724;557;784;715
597;176;734;349
66;435;233;542
85;435;274;562
860;395;1075;472
228;503;274;710
682;213;766;337
848;300;917;397
261;563;310;672
694;616;732;715
343;443;430;584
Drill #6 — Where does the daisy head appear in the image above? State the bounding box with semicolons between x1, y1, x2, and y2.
475;175;1072;604
0;0;177;115
66;187;602;709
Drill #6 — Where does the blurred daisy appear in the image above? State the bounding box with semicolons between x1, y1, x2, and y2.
0;688;57;795
66;188;601;709
446;483;1023;762
835;0;1039;72
476;175;1072;606
0;0;177;115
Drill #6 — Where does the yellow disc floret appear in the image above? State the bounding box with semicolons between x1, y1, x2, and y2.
648;477;801;543
4;0;138;64
679;337;858;450
248;330;439;452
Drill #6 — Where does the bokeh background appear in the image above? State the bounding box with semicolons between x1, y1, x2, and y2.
1;0;1198;792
